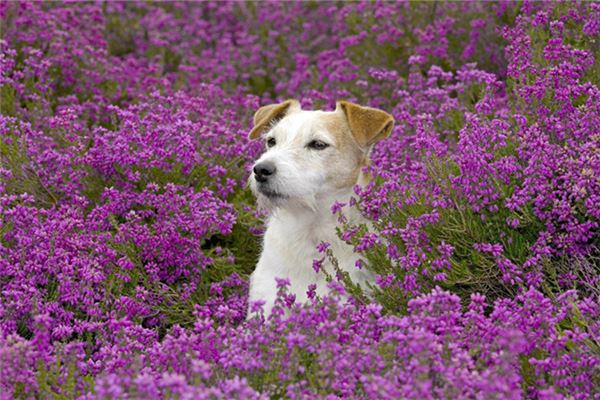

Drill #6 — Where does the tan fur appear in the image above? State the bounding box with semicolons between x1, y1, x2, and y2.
248;99;300;139
336;101;394;147
320;112;366;188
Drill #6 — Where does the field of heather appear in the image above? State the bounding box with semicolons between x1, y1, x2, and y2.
1;1;599;399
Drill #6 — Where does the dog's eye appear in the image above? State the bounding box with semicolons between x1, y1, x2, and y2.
266;138;276;148
307;140;329;150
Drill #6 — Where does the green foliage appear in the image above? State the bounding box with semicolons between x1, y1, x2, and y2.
1;84;17;116
36;350;94;400
104;4;140;58
0;124;60;206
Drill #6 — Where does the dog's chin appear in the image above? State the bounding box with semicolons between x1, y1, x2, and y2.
258;192;322;214
252;185;288;208
258;187;286;200
253;186;318;212
249;176;323;212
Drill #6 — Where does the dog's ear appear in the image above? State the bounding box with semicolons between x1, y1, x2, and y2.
248;99;300;139
337;101;394;148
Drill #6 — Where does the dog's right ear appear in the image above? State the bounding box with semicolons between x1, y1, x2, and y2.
248;99;300;140
337;101;394;148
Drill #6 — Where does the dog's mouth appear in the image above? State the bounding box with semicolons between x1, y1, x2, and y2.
257;185;287;200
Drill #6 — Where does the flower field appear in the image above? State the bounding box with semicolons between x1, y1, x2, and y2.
1;1;599;398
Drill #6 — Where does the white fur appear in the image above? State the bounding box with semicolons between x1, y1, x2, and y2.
247;108;374;317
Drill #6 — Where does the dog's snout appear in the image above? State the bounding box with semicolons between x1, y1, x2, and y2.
253;161;276;183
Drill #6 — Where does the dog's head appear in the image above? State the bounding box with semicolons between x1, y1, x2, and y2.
248;100;394;210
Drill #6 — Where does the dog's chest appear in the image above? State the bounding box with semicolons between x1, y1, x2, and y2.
264;213;344;274
250;211;361;305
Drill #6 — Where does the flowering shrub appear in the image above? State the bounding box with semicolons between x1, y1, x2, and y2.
344;2;600;307
1;1;599;399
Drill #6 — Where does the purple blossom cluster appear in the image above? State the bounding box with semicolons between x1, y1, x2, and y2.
1;1;599;398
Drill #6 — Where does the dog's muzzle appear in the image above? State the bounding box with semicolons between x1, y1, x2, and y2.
253;161;276;183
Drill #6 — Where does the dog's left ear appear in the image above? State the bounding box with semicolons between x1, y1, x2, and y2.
248;99;301;139
337;101;394;148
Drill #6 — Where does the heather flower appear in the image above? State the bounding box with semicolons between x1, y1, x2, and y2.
1;1;599;398
312;257;324;274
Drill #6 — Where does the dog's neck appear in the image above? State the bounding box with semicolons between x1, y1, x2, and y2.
275;188;352;218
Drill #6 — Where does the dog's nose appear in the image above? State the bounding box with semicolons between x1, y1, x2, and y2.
253;161;276;183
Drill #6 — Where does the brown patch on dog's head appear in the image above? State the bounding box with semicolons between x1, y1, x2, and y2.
320;112;371;189
320;112;354;150
248;99;301;139
336;101;394;148
320;102;394;188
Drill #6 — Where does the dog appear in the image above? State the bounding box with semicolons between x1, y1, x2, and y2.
246;99;394;317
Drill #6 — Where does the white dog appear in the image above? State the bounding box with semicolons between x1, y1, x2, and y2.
247;99;394;317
